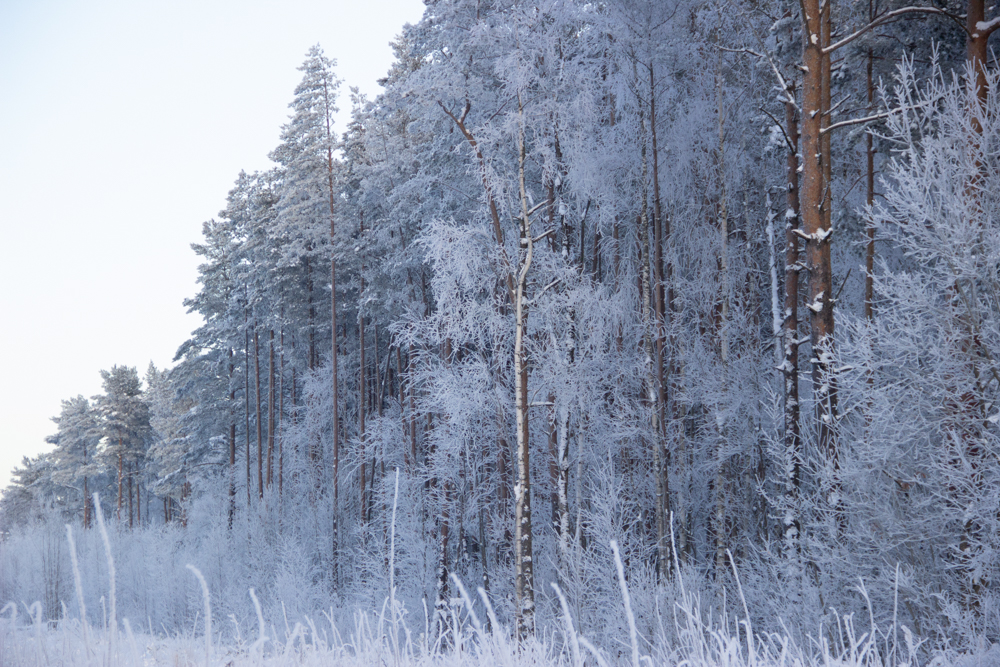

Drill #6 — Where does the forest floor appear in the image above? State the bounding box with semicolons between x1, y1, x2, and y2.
4;607;996;667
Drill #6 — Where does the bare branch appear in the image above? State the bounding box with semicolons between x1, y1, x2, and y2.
824;7;966;54
977;16;1000;37
760;106;796;152
527;199;550;218
718;42;797;109
821;110;895;134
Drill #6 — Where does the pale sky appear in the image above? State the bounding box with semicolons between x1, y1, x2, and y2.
0;0;426;493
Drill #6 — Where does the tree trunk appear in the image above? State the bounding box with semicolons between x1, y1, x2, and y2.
409;345;418;467
713;65;730;577
307;260;316;371
801;0;837;464
326;77;341;568
254;327;264;499
279;329;285;498
513;92;536;639
547;397;560;538
555;395;571;567
83;438;90;529
968;0;991;111
245;327;252;507
229;349;236;527
439;100;515;303
645;62;669;580
128;460;134;529
83;475;90;529
864;48;875;321
434;489;451;641
374;324;383;415
398;346;411;468
958;0;993;607
117;443;123;522
267;329;275;489
783;82;803;549
359;233;368;526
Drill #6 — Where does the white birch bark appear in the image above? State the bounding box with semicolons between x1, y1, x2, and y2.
513;91;536;640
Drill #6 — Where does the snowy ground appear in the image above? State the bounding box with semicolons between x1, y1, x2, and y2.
0;523;992;666
3;591;982;667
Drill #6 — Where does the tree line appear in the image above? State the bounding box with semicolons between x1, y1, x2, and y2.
4;0;1000;648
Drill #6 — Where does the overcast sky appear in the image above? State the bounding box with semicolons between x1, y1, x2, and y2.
0;0;425;492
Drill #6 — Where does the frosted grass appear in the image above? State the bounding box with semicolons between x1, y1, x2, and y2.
0;586;941;667
0;505;977;666
0;548;940;667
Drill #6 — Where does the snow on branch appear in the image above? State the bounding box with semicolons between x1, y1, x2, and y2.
824;7;966;54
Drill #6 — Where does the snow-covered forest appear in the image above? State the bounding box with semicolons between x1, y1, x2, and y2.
4;0;1000;663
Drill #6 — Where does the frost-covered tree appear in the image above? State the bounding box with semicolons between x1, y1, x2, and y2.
44;396;100;527
835;57;1000;635
94;365;151;527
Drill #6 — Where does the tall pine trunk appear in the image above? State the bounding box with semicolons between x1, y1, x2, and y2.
117;443;123;522
267;330;275;489
229;349;237;527
802;0;838;474
359;217;368;526
712;65;730;576
255;326;264;499
245;326;252;506
325;76;341;570
649;62;670;577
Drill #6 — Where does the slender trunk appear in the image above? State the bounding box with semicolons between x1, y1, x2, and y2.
374;324;382;415
635;71;667;579
647;62;669;580
409;346;418;466
245;328;251;507
439;101;515;303
291;364;297;488
650;72;669;454
82;438;90;529
479;496;491;607
592;224;602;282
434;490;451;641
360;226;368;526
267;330;275;489
614;220;623;352
864;49;875;321
279;329;285;498
713;63;730;577
229;349;236;527
255;327;263;499
968;0;991;112
128;461;134;529
83;475;90;529
398;346;411;467
556;397;571;567
326;78;341;567
513;91;535;639
308;260;316;371
547;397;560;537
783;83;803;549
117;444;123;522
